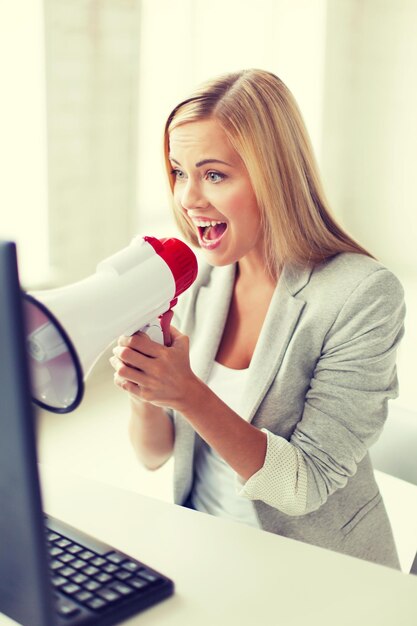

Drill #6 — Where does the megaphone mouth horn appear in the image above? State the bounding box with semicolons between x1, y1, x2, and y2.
23;293;84;413
23;235;198;414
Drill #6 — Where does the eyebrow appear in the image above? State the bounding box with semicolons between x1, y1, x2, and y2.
169;157;233;168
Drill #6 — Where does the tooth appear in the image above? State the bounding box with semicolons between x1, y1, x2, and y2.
194;219;225;227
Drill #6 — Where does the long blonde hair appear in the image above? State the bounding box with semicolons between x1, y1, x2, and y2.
164;69;372;279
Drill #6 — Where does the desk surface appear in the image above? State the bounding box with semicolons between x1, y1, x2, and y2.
3;465;416;626
2;358;416;625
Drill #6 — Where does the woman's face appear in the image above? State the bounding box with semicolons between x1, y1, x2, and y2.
169;118;264;269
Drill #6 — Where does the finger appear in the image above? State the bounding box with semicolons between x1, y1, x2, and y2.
169;327;190;353
169;325;181;337
110;355;148;386
118;332;162;357
112;347;156;374
113;372;130;391
168;325;186;344
113;372;143;399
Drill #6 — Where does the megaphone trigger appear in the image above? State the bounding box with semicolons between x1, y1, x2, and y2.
137;308;173;346
140;320;164;345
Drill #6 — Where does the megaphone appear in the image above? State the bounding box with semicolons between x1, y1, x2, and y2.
22;236;198;413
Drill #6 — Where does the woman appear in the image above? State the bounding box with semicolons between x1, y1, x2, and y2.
110;69;405;567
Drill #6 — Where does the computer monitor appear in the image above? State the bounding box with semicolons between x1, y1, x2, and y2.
0;240;55;625
0;241;174;625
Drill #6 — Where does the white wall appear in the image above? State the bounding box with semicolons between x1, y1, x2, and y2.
43;0;141;283
321;0;417;412
0;0;49;287
321;0;417;278
0;0;141;287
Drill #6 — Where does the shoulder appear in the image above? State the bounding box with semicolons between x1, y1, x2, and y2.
292;253;405;333
308;253;404;303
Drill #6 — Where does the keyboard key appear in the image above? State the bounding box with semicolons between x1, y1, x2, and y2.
51;575;67;588
47;531;60;542
122;560;140;573
82;565;100;576
105;552;126;565
129;577;149;590
95;572;112;584
79;550;95;560
58;553;75;564
115;570;132;581
71;573;88;585
56;596;81;617
103;563;119;574
49;546;64;557
67;544;83;555
60;566;76;578
62;583;81;595
97;587;121;603
84;580;102;592
86;597;107;611
111;582;134;596
138;569;160;583
71;558;87;570
91;556;107;567
75;590;94;603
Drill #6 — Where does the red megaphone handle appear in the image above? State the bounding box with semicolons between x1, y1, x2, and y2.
159;309;174;346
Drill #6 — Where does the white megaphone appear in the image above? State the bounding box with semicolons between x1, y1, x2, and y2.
22;235;198;413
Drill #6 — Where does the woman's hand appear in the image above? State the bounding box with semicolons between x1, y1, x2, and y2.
110;326;198;412
111;328;267;481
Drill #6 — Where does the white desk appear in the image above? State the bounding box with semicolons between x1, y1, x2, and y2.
13;465;417;625
3;471;417;626
2;356;416;625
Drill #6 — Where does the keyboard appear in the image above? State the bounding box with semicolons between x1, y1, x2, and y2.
46;515;174;625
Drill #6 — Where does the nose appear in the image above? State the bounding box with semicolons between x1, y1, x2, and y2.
179;178;209;213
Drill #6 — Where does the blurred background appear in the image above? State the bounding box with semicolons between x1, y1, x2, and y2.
1;0;416;408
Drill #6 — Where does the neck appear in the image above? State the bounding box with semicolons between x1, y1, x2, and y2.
236;255;277;289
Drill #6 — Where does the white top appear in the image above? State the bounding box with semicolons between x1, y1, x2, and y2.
191;361;261;528
191;360;309;522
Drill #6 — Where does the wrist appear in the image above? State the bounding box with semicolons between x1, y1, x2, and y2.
175;374;206;415
129;394;143;413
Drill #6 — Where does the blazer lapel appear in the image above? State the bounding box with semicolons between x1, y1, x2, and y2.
186;261;313;422
243;263;313;423
189;263;236;383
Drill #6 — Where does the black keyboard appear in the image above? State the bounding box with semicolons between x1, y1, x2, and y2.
45;516;174;625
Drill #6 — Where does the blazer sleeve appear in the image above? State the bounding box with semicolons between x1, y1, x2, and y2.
290;267;406;513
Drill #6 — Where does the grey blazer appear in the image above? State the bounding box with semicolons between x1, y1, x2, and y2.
171;252;406;568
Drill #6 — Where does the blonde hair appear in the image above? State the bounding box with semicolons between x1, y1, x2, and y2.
164;69;372;279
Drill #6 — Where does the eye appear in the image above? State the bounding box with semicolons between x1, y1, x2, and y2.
171;168;186;180
206;171;225;183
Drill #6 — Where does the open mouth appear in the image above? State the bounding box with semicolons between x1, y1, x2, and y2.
194;220;228;246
